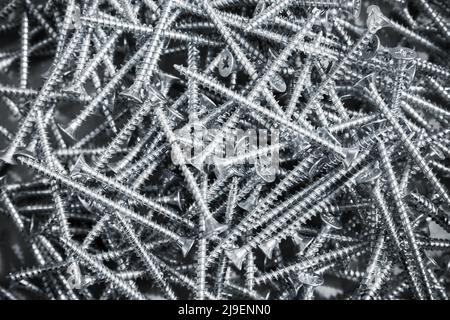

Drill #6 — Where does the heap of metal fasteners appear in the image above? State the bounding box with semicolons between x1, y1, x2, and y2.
0;0;449;300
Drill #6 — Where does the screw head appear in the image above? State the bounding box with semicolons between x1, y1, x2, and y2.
320;212;343;230
269;73;287;93
259;238;279;259
339;147;360;168
389;47;417;61
204;216;227;237
351;0;362;18
360;35;380;61
366;5;391;33
120;84;144;103
218;49;234;78
67;262;82;290
297;269;324;287
355;161;382;184
178;237;195;257
226;247;248;270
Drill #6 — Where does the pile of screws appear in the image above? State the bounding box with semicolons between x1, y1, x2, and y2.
0;0;449;300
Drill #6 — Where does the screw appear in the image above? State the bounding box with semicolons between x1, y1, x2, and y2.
61;38;152;138
174;64;359;166
18;155;195;256
358;74;450;208
19;12;29;97
155;105;227;237
415;0;450;40
120;1;177;103
1;0;449;300
253;242;367;285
